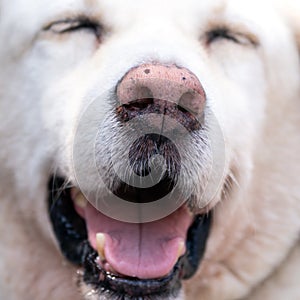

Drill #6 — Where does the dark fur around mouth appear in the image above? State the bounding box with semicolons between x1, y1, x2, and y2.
107;134;181;204
48;177;212;299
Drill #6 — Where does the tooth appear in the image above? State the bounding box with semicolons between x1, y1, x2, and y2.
96;233;106;261
108;265;117;274
177;240;186;258
74;192;87;208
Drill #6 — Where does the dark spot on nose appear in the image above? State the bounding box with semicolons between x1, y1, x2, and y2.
144;69;151;74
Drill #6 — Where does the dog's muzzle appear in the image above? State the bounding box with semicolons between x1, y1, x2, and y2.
48;63;212;300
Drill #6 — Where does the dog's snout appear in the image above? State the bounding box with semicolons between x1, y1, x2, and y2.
116;64;206;130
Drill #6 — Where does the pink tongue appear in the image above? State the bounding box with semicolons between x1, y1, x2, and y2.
76;203;192;279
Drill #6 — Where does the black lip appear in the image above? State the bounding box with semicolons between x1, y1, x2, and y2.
82;249;183;298
48;177;212;298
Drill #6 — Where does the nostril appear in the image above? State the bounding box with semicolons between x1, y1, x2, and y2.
134;86;153;102
179;91;203;114
177;104;188;114
118;85;153;106
124;98;154;112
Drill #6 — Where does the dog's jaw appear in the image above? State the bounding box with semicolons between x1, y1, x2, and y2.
48;176;213;299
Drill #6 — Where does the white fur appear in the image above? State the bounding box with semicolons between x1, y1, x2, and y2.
0;0;299;299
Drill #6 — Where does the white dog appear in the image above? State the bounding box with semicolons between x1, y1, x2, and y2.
0;0;299;299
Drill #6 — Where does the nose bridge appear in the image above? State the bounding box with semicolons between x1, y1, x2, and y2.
112;9;185;54
133;2;176;31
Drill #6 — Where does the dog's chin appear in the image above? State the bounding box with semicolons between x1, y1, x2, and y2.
48;177;212;300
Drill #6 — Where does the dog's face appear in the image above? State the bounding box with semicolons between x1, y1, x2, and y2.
0;0;300;299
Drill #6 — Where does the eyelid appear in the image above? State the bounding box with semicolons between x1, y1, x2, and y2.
44;19;82;33
205;27;259;47
43;17;102;36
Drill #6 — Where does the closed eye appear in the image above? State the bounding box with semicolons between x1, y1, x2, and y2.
44;17;103;39
205;27;258;47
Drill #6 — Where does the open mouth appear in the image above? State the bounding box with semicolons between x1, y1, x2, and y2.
48;177;212;299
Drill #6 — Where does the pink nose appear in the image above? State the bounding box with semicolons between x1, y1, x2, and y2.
116;64;206;131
